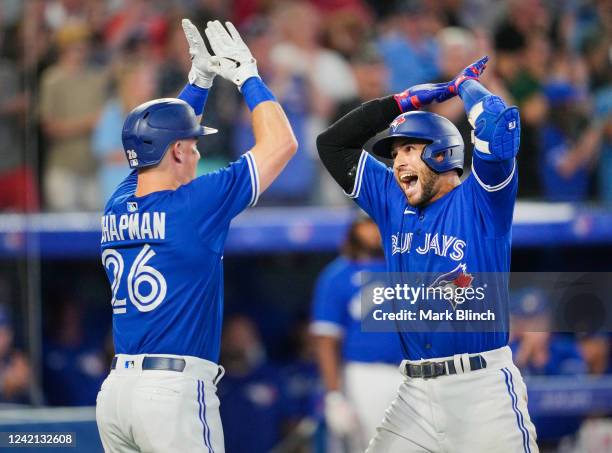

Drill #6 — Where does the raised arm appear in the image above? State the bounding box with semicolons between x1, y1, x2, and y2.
451;57;520;234
317;96;401;193
452;57;520;187
205;20;297;192
317;77;463;193
177;19;216;122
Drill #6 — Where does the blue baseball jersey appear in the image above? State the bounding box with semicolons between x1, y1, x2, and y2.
348;151;517;360
100;152;259;363
311;257;404;364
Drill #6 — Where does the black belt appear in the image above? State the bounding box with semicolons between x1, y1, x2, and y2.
111;356;186;372
404;354;487;379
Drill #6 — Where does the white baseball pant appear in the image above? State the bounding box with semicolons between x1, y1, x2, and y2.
366;346;539;453
96;354;224;453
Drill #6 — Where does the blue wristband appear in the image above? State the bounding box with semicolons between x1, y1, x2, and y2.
178;83;209;116
241;77;276;111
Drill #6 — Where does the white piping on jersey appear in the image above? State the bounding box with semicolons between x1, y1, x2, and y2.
471;159;516;192
245;151;260;207
345;150;368;199
309;320;345;338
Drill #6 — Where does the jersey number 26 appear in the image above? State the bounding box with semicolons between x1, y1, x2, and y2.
102;245;167;314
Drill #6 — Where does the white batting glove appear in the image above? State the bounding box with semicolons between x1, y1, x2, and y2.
181;18;216;88
204;20;259;91
324;391;360;436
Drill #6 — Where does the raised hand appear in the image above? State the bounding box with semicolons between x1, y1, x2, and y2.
394;82;458;112
449;55;489;94
204;20;259;90
181;19;216;88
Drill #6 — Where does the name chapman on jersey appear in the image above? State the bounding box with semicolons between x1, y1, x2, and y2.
392;232;466;261
100;212;166;243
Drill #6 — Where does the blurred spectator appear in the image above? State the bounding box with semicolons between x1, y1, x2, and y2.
539;81;602;202
510;33;551;197
93;62;156;205
331;44;389;122
43;299;106;406
571;419;612;453
596;87;612;203
510;288;586;375
578;15;611;92
321;9;372;60
218;314;289;453
280;317;320;425
492;2;547;198
376;0;441;92
103;0;168;58
311;216;403;451
43;0;92;31
509;288;588;445
234;16;317;204
0;305;31;404
0;41;38;212
579;335;610;376
270;1;357;106
39;21;107;211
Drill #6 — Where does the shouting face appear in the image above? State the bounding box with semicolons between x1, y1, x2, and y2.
391;138;445;207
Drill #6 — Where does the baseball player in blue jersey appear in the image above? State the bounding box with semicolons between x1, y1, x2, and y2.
311;217;404;451
96;19;297;453
317;57;538;452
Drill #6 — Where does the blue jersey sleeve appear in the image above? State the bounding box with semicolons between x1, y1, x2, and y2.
346;151;399;229
464;156;518;236
183;151;259;235
310;267;348;338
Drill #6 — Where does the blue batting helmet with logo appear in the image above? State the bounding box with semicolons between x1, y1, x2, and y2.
122;98;217;169
371;111;464;175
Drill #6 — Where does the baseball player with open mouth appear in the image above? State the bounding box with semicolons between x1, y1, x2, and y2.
96;19;296;452
317;57;538;452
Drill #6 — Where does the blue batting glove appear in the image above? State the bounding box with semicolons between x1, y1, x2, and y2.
449;55;489;94
394;82;457;113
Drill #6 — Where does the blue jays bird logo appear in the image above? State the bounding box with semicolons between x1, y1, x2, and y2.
430;263;474;310
390;115;407;132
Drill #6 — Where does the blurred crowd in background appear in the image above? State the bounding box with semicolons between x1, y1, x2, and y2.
0;0;609;211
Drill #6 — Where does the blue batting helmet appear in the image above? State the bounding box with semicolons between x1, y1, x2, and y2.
122;98;217;169
371;111;464;175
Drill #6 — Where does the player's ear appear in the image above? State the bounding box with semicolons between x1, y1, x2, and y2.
170;141;184;164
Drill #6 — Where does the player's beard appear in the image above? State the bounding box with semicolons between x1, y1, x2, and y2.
400;167;439;207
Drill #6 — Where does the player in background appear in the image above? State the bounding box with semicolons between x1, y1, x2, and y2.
311;216;404;452
96;19;296;453
317;56;538;452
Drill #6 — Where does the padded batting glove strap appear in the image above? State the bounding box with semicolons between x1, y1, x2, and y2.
182;19;216;89
205;20;259;90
